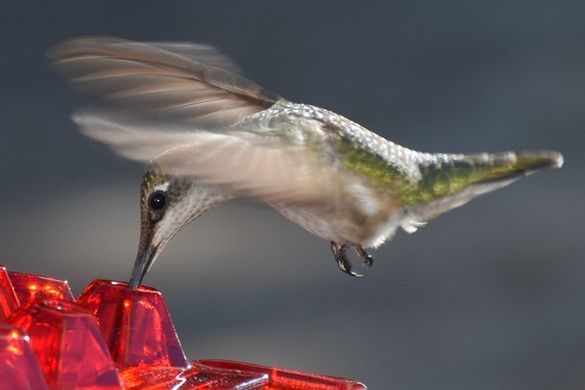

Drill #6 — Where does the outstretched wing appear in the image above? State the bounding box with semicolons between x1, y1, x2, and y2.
49;36;278;127
73;109;341;206
53;36;344;206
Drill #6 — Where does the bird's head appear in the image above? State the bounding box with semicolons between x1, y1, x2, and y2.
129;168;194;288
129;165;229;288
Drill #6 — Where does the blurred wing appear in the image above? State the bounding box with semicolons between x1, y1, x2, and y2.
73;110;340;206
147;42;243;74
56;36;340;206
72;110;200;161
49;36;278;127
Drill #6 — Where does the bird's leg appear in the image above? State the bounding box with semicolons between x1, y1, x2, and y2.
353;244;374;268
330;241;363;278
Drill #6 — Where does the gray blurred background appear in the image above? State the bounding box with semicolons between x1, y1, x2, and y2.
1;1;584;389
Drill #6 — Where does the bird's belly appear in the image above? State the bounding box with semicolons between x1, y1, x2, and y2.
270;203;403;248
270;204;351;243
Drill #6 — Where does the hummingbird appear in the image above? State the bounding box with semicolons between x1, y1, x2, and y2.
50;36;563;288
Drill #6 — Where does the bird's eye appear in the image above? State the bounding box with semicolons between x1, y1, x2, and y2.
149;191;167;211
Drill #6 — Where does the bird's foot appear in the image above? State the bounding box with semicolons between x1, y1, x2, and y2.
330;242;364;278
354;245;374;268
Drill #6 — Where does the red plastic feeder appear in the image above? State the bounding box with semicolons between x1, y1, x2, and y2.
7;270;75;305
0;266;19;321
121;363;269;389
0;323;48;389
78;279;189;369
199;360;366;389
0;266;367;389
9;299;122;388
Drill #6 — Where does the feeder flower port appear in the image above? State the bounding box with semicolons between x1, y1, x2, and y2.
0;266;366;389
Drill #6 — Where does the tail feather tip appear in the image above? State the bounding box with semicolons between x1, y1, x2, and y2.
515;150;564;171
551;151;564;168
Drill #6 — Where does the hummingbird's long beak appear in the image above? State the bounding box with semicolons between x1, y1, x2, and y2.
129;231;160;289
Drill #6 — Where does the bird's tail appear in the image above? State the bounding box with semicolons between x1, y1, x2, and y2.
403;150;564;223
445;150;563;187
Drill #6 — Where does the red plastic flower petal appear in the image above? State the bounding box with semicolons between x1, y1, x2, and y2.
7;270;74;306
9;299;122;389
78;279;189;369
0;266;19;320
0;323;48;389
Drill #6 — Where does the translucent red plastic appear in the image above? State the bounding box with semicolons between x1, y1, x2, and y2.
7;270;74;306
78;279;189;369
9;299;122;389
199;360;367;389
0;268;366;388
0;323;48;389
0;266;19;321
121;362;270;389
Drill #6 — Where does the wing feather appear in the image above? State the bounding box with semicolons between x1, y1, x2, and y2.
58;37;341;206
73;110;340;206
49;36;277;127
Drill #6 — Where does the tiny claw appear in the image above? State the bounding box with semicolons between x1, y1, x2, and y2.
348;268;364;278
338;257;364;278
354;245;374;268
331;241;364;278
